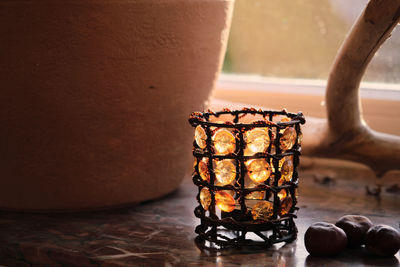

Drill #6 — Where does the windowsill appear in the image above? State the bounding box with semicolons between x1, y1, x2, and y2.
212;74;400;136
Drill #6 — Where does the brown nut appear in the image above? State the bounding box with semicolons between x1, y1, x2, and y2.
304;222;347;256
365;224;400;257
335;215;373;248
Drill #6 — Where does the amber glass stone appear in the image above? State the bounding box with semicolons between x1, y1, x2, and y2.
244;128;270;156
199;187;211;211
280;127;297;151
215;191;235;212
245;182;265;200
269;158;276;172
212;129;236;155
277;189;287;200
194;125;207;149
279;157;294;184
198;158;210;182
251;201;273;221
297;131;303;145
246;191;265;200
246;159;270;183
214;159;236;185
271;156;291;169
223;189;235;197
279;196;293;216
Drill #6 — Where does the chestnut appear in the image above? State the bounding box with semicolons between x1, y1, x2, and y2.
335;215;373;248
365;224;400;257
304;222;347;256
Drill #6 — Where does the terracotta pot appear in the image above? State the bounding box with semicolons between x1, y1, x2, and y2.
0;0;234;211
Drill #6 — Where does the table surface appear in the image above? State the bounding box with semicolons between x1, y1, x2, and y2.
0;158;399;266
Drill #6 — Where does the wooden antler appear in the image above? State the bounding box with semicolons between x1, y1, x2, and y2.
303;0;400;176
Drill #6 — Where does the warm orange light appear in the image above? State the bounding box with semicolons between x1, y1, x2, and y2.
247;159;270;183
251;201;273;220
212;129;236;155
280;127;297;151
278;189;287;200
200;187;211;211
214;159;236;185
194;125;207;149
198;158;210;182
279;196;293;216
244;127;270;155
279;157;294;185
245;182;265;200
215;191;235;212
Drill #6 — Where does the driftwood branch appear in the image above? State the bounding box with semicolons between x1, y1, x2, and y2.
304;0;400;176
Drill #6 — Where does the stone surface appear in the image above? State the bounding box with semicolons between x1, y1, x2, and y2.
365;225;400;257
335;215;373;248
305;222;347;256
0;158;399;266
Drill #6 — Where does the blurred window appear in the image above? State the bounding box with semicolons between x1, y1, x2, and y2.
223;0;400;84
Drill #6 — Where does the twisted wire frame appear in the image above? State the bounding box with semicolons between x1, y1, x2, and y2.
189;108;306;250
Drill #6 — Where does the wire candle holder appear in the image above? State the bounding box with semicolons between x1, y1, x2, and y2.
188;108;305;250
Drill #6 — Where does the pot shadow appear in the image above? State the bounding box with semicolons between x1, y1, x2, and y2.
305;248;399;267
